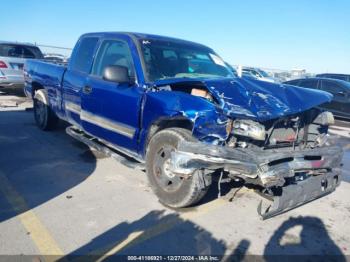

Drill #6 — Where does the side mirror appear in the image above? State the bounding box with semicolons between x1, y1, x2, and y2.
102;65;131;84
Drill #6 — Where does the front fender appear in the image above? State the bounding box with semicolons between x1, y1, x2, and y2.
138;90;230;156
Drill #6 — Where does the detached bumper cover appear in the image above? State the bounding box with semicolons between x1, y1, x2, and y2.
257;170;341;219
170;140;343;218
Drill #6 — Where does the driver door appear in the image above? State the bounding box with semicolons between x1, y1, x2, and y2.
81;38;144;152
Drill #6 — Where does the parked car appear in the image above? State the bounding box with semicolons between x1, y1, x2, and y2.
242;67;277;83
44;53;69;65
316;73;350;83
24;32;342;219
44;54;66;64
284;77;350;119
0;41;43;89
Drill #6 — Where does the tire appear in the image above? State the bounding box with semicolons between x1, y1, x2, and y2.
146;128;212;208
33;89;58;130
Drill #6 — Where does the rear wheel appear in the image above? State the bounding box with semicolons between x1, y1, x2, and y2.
33;89;58;130
146;128;211;208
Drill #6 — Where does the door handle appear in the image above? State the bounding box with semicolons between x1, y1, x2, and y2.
83;85;92;94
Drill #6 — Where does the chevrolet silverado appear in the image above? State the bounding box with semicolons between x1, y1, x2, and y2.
24;32;343;219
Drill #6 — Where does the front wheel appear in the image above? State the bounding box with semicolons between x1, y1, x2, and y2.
146;128;211;208
33;89;58;130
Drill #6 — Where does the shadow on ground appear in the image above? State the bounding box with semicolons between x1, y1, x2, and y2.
0;110;98;223
58;212;345;260
264;216;346;261
59;210;250;261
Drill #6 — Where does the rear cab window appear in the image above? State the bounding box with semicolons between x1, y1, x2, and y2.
70;37;99;73
0;44;43;59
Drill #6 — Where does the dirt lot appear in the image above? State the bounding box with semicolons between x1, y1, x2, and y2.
0;89;350;260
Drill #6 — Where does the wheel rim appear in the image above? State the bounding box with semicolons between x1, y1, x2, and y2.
153;145;184;192
34;98;46;126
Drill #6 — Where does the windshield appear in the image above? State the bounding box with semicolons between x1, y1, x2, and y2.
257;69;269;77
0;44;43;59
139;39;233;82
243;70;257;77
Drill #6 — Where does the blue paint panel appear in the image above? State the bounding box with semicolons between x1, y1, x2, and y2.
82;76;144;151
137;90;228;155
25;60;67;118
62;70;87;126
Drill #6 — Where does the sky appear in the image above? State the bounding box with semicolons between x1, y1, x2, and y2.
1;0;349;73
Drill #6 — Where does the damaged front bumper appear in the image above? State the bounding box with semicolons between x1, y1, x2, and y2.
170;140;343;219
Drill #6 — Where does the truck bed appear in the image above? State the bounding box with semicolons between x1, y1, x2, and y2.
24;60;66;99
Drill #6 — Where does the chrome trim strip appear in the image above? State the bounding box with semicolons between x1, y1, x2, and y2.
65;101;135;139
65;101;81;114
80;110;135;139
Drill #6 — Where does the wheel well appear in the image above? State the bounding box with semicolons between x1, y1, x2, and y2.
146;118;194;150
31;81;44;97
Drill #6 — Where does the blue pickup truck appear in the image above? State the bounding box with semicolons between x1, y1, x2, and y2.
24;32;343;218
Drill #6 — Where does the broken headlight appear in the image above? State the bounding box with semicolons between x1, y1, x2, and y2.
233;119;266;141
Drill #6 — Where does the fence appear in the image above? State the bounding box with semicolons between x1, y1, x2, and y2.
34;43;72;58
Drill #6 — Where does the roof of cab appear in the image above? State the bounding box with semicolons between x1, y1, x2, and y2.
80;32;212;50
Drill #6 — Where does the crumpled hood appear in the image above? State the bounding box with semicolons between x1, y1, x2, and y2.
207;77;332;121
155;77;332;122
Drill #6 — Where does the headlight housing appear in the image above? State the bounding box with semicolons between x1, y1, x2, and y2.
233;119;266;141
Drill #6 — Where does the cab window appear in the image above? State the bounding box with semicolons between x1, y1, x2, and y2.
92;39;135;79
71;37;99;73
